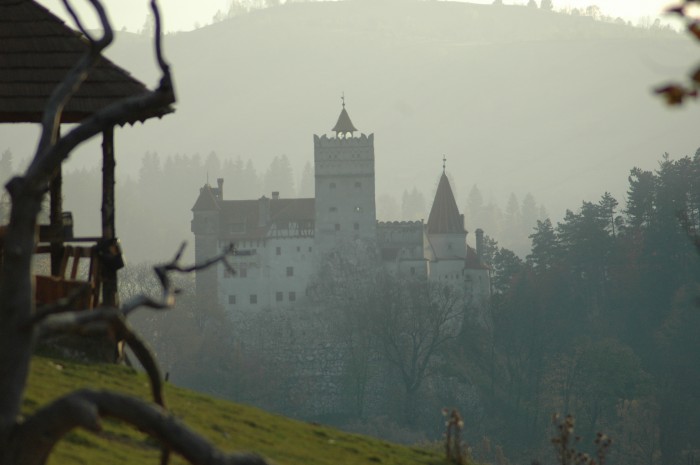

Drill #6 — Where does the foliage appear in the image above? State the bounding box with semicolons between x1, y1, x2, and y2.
655;0;700;104
456;152;700;465
549;415;612;465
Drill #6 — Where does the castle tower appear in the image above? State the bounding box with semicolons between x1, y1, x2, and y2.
191;183;221;313
314;100;376;255
426;169;467;261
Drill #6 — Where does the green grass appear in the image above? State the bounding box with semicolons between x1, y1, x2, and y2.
24;355;447;465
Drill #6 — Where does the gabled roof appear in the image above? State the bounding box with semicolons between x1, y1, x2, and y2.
219;197;315;240
192;185;220;211
332;106;358;133
427;173;464;235
0;0;173;124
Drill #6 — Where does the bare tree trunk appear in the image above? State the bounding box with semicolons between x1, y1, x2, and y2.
0;1;268;464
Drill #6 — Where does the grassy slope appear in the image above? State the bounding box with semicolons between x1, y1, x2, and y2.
24;355;445;465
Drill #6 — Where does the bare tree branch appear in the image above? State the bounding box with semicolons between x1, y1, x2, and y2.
11;390;267;465
24;283;92;329
38;308;165;406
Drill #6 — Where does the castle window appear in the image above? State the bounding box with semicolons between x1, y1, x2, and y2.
335;223;340;231
228;295;236;305
411;267;416;275
354;222;359;231
289;291;296;302
309;247;312;252
276;291;283;302
276;246;281;255
355;182;361;188
240;266;247;278
329;182;336;189
250;294;257;304
329;207;337;212
286;266;294;277
297;246;301;252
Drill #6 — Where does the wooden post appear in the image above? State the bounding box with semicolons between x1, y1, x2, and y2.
101;127;118;307
49;126;62;276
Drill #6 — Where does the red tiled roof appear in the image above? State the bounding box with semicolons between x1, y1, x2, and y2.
0;0;173;124
427;173;464;235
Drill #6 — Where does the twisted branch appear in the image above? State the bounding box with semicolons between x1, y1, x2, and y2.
11;390;267;465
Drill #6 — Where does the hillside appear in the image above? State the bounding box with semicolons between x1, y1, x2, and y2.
91;1;700;210
3;0;700;261
25;354;445;465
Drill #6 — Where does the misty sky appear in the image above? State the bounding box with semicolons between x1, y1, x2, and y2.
36;0;679;33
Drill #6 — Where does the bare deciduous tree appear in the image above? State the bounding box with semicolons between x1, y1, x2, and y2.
0;1;267;464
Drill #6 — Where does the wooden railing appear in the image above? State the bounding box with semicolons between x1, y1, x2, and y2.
34;244;101;310
0;225;102;311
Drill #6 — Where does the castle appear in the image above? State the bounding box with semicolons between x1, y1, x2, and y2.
191;103;490;317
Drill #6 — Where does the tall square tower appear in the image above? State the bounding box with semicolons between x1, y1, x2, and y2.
313;103;376;255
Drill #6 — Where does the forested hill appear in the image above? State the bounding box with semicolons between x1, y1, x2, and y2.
3;0;700;262
103;0;700;213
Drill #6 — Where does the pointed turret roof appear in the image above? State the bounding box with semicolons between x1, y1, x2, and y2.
192;184;220;211
332;106;358;134
427;173;464;234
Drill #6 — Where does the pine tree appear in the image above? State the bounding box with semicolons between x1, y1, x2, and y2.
263;155;295;198
527;218;559;271
521;192;538;237
297;161;314;198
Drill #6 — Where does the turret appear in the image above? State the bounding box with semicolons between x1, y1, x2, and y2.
191;184;221;313
426;166;467;259
314;99;376;254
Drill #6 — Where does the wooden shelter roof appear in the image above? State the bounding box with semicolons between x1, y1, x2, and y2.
0;0;172;124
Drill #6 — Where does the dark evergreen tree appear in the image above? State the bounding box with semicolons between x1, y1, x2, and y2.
625;167;655;229
527;218;559;272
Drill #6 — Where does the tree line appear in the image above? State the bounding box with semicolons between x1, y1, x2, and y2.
464;151;700;465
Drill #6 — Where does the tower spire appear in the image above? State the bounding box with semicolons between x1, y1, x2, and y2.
332;95;358;136
442;155;446;174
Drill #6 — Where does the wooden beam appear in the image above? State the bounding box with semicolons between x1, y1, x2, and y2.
49;126;62;276
101;127;118;307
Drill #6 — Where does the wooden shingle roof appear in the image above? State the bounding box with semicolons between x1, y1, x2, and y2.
0;0;173;124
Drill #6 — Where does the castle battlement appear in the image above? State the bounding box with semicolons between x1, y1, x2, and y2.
313;133;374;147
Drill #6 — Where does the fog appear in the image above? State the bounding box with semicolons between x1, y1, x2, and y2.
3;0;700;262
5;2;700;462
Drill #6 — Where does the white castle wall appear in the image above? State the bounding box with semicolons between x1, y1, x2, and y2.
314;134;376;256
